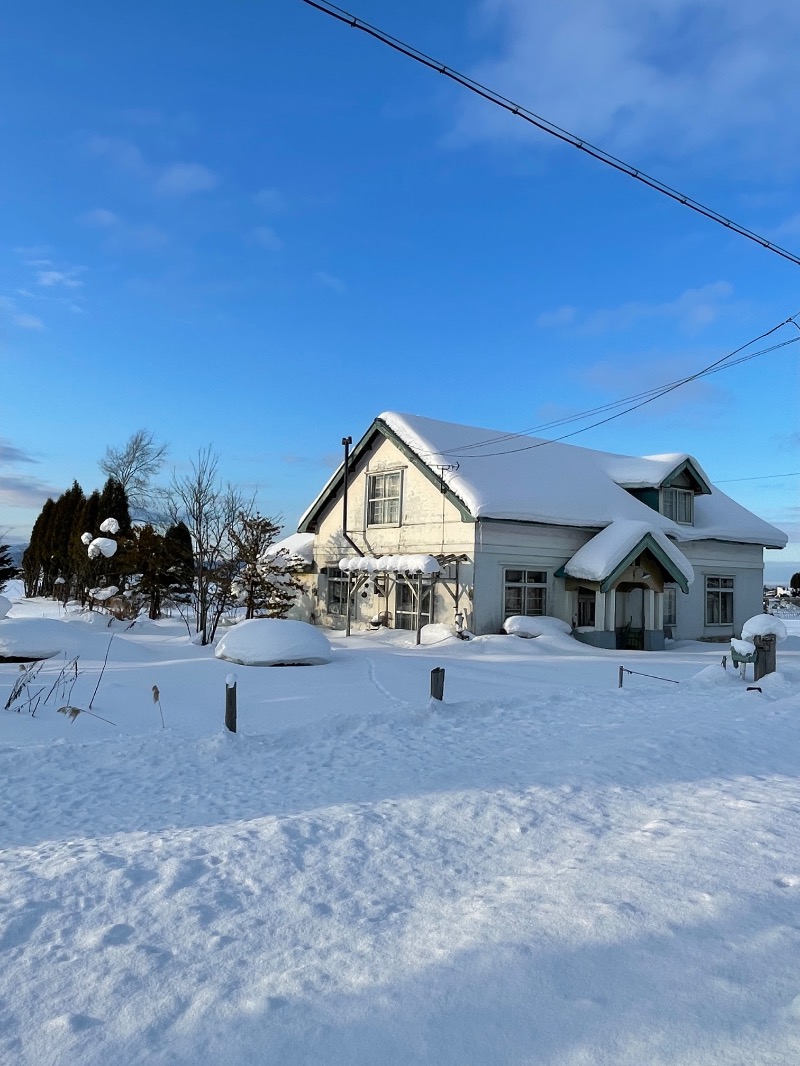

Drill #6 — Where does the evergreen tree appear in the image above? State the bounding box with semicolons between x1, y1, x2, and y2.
0;542;17;594
41;482;85;597
22;499;54;596
229;512;302;619
163;521;194;605
791;572;800;597
71;490;101;604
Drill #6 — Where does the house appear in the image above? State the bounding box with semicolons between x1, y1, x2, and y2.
289;412;787;648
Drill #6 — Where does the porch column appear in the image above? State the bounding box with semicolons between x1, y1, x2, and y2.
644;589;655;630
595;591;606;632
654;591;664;630
605;590;616;632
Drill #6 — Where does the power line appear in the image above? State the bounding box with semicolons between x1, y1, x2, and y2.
428;315;800;459
299;0;800;268
716;471;800;484
442;337;798;454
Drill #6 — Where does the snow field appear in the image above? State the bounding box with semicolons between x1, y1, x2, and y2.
1;592;800;1064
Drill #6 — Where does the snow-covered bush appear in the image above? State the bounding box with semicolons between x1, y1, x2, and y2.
503;616;573;638
215;619;332;666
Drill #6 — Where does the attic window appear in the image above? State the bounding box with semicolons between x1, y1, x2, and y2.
661;487;693;525
367;470;402;526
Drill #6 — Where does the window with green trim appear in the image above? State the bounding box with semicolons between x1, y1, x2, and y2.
661;487;694;524
705;576;734;625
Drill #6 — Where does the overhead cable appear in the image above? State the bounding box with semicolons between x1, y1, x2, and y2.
430;314;800;458
299;0;800;268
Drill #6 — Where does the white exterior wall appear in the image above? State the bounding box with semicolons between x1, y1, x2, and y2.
310;435;476;630
472;519;593;634
675;540;764;641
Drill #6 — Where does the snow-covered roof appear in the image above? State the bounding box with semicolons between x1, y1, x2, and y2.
371;412;787;549
264;532;315;566
563;520;695;589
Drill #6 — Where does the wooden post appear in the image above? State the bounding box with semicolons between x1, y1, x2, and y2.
754;634;776;682
225;673;237;733
415;573;424;646
618;666;624;688
431;667;445;701
345;572;352;638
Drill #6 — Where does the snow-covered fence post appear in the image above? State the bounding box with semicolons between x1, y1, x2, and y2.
225;673;237;733
618;666;624;688
430;667;445;701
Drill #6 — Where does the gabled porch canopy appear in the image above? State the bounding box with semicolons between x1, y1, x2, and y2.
560;520;694;593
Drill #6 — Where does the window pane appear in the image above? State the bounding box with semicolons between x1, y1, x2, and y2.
525;571;547;584
505;569;523;584
706;592;719;624
707;577;721;589
721;578;734;589
721;591;733;624
524;587;546;615
505;588;523;615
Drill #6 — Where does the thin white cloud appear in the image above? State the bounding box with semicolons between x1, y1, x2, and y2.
35;268;85;289
314;270;347;293
536;305;576;329
254;187;286;213
89;135;218;197
0;297;45;332
12;312;44;331
538;282;733;336
89;135;150;178
80;208;119;228
250;226;284;252
451;1;800;169
155;162;219;196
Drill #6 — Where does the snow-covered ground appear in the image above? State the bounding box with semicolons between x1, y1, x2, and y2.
2;584;800;1065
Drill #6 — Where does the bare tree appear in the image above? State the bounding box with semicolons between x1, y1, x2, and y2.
165;447;252;644
100;429;168;517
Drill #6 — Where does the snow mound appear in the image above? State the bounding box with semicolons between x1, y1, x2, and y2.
682;663;742;689
503;615;573;638
0;596;11;620
741;614;788;643
99;517;120;534
0;618;76;659
215;619;333;667
419;623;457;645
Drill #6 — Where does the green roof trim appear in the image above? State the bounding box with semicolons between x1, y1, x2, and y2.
599;533;690;594
298;418;475;533
662;458;712;495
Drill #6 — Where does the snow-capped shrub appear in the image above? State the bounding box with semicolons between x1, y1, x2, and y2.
503;615;572;638
215;619;332;666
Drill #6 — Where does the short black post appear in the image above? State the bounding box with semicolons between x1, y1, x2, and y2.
225;674;237;733
430;667;445;701
618;666;624;688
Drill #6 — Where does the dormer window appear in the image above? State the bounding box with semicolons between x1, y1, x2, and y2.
661;487;693;525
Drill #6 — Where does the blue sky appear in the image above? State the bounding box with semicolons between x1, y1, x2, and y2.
1;0;798;579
